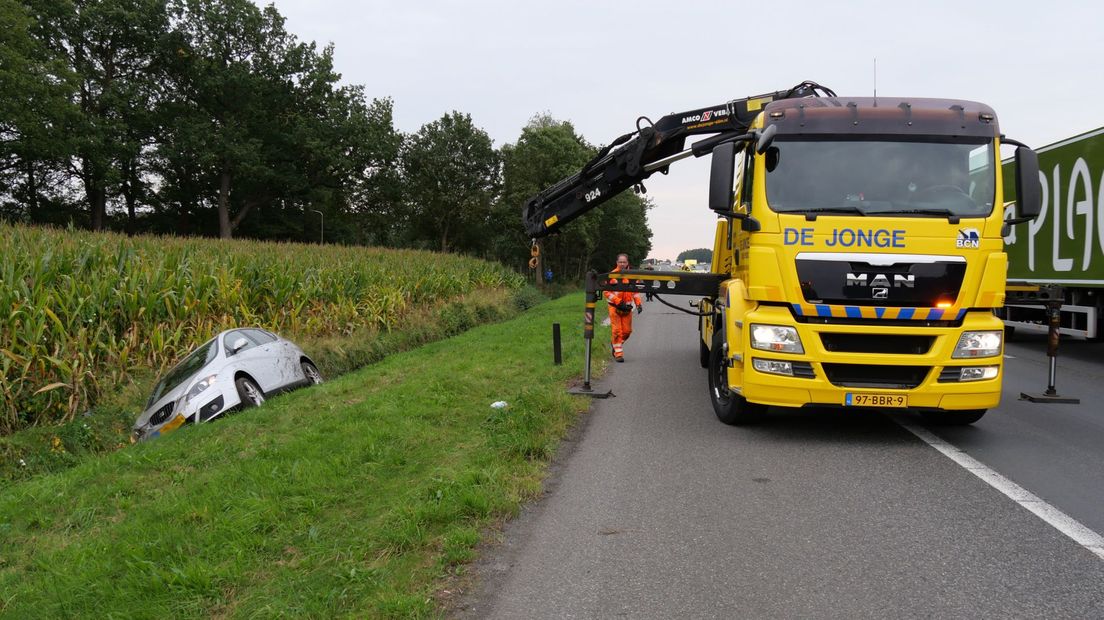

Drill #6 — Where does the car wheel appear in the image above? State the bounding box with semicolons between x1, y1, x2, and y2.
301;361;323;385
708;329;766;425
921;409;986;426
236;376;265;408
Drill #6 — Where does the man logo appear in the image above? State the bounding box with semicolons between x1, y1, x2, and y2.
956;228;980;248
872;288;889;299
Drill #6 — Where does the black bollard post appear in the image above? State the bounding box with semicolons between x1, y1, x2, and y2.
552;323;562;365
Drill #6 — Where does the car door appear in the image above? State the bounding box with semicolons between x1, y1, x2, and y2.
244;328;297;389
222;330;280;393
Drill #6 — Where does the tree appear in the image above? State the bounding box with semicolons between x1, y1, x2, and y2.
161;0;290;239
594;193;652;269
677;248;712;263
497;114;652;280
157;0;404;241
497;115;597;278
0;0;78;223
400;111;499;253
16;0;170;231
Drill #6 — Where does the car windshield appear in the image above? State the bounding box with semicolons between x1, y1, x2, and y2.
146;338;218;407
764;138;995;218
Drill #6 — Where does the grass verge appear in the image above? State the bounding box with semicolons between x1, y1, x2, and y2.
0;293;607;618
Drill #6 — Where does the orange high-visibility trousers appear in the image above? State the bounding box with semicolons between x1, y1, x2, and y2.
608;306;633;359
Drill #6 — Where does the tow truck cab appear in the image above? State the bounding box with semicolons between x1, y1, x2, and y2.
702;97;1041;423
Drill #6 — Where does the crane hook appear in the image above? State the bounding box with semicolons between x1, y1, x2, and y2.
529;240;540;269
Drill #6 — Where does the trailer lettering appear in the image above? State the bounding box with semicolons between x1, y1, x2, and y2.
1006;153;1104;275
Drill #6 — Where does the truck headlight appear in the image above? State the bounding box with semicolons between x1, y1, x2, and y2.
186;375;218;402
750;324;804;354
952;331;1002;358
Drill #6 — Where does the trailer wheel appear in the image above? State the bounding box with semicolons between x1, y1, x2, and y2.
920;409;986;426
708;329;766;425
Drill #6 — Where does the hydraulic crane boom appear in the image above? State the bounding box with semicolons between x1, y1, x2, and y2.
522;81;836;238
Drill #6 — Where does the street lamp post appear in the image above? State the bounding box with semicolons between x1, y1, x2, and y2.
311;209;324;244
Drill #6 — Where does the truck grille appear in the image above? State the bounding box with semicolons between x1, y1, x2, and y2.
819;333;934;355
796;257;966;307
822;364;930;389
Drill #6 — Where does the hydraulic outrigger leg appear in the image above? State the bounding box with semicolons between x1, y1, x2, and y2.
1019;295;1081;404
568;272;613;398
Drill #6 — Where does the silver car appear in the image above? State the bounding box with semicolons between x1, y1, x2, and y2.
132;328;323;441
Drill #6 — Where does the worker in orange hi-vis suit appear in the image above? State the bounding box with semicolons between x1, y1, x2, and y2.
604;253;643;362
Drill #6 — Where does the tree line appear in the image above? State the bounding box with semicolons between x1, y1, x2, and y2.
0;0;651;276
677;248;712;263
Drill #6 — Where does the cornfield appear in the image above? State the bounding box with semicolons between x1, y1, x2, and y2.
0;223;524;434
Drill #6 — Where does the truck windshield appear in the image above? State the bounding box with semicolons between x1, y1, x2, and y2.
764;138;995;218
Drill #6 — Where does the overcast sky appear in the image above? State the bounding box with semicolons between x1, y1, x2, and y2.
263;0;1102;261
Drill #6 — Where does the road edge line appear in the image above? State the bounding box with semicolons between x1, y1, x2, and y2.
898;420;1104;562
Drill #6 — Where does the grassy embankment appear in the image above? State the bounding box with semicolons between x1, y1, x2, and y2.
0;293;606;618
1;222;534;480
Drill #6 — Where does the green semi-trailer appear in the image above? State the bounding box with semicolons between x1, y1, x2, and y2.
1002;127;1104;338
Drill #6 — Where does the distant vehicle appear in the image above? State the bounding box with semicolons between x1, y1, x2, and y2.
132;328;323;441
1000;126;1104;339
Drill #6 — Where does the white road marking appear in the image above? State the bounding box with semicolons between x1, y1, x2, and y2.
899;420;1104;561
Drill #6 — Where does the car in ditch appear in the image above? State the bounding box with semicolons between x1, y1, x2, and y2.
132;328;323;441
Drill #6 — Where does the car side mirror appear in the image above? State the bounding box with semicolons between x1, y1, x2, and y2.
230;337;249;355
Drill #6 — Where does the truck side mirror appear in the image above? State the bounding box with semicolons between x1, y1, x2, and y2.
1014;146;1042;220
708;141;736;213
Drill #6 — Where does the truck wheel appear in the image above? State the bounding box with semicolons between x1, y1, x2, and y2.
708;330;766;425
699;334;710;368
921;409;986;425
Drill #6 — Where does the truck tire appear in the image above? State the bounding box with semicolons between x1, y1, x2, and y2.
920;409;986;425
708;330;766;425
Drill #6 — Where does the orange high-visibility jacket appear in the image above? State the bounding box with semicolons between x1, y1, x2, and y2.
604;267;642;312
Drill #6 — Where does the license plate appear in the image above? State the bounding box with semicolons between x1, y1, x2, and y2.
159;414;187;434
845;393;907;408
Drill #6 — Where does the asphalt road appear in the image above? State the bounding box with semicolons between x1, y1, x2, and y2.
456;302;1104;619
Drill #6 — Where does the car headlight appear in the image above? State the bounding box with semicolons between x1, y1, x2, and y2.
185;375;218;402
952;331;1002;358
750;324;804;354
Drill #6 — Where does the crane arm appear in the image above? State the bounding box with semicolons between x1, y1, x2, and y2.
522;81;835;238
